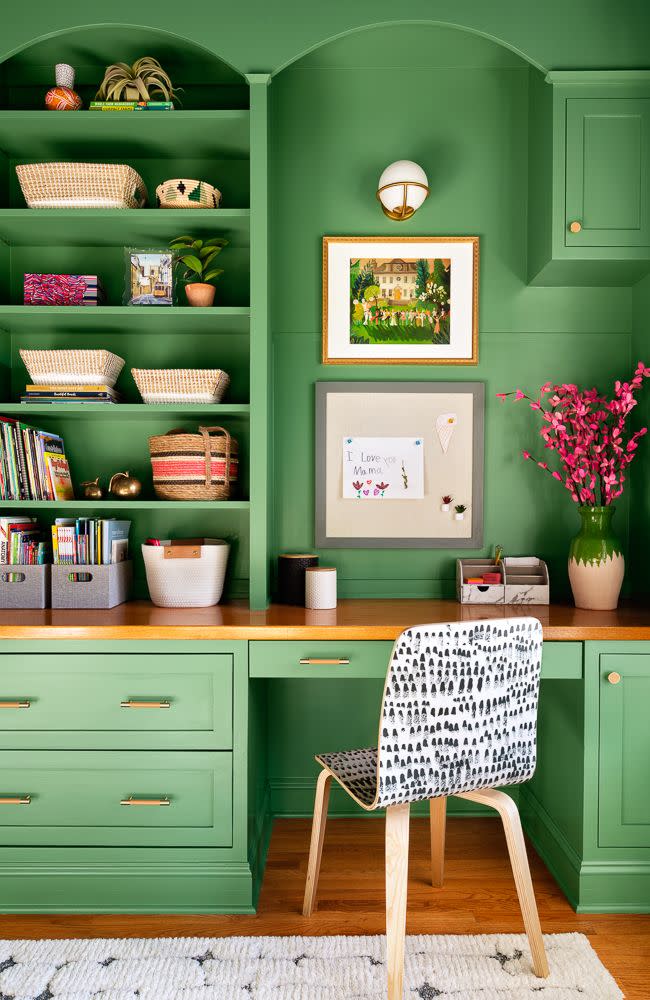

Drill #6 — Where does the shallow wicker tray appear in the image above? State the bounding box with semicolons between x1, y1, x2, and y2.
20;349;125;387
132;368;230;404
16;162;148;209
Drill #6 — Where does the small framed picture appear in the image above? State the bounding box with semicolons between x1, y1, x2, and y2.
124;248;173;306
322;236;479;365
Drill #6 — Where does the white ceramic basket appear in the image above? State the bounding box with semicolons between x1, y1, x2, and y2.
142;538;230;607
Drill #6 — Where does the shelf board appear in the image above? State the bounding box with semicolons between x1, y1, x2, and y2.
0;208;250;247
0;110;251;159
0;305;250;334
0;403;250;419
0;499;250;510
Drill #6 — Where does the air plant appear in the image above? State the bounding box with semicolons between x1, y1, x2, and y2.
96;57;179;103
169;235;228;285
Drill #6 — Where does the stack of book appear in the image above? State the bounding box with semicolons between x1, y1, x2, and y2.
89;101;174;112
0;417;74;500
52;518;130;566
21;384;122;405
0;516;46;564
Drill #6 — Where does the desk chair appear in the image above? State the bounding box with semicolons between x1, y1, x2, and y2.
302;617;549;999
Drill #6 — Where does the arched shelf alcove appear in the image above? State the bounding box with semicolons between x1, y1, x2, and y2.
0;24;248;110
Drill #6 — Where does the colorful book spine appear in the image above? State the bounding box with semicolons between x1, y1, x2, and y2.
88;101;174;111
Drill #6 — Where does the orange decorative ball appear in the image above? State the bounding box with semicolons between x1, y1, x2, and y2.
45;86;82;111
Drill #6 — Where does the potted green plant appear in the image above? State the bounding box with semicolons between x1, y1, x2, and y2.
454;503;467;522
169;235;228;307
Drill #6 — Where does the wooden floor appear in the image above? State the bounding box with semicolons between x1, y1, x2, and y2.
0;818;648;997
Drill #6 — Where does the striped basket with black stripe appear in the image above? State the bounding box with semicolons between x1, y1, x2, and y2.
148;425;238;500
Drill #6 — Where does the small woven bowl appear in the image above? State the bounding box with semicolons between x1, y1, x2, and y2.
155;178;222;209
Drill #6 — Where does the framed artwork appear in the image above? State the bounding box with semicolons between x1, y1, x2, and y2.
322;236;479;365
124;248;173;306
315;381;484;548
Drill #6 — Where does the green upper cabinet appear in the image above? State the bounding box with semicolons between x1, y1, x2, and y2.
566;98;649;247
528;71;650;285
598;654;650;848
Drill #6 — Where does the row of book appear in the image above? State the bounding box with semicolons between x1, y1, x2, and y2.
51;518;130;565
89;101;174;112
0;417;74;501
21;384;122;405
0;517;47;564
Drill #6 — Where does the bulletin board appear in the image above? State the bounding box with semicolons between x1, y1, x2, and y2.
315;382;484;548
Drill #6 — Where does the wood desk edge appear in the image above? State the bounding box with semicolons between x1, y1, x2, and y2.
0;599;647;641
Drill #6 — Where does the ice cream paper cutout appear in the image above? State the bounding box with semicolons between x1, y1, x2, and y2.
436;412;457;453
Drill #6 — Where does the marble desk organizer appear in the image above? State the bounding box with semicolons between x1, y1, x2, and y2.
456;557;550;605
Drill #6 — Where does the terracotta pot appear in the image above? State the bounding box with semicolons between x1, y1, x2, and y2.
185;282;216;307
568;505;624;611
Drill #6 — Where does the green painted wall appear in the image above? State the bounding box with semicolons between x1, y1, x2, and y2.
270;24;636;599
631;274;650;597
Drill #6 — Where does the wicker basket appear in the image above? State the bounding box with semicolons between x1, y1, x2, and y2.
16;163;148;209
132;368;230;404
155;178;221;209
149;426;238;500
20;349;125;387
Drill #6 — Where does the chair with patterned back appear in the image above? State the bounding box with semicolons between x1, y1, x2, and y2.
302;617;549;999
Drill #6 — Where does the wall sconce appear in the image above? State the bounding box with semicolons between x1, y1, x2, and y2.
376;160;429;221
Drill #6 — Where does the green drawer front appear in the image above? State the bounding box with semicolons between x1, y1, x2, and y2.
250;640;581;680
250;641;393;679
0;751;232;847
0;654;232;750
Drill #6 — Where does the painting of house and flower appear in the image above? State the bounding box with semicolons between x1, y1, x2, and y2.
350;257;451;345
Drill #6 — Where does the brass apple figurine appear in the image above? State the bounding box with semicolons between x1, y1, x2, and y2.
109;471;142;498
80;477;104;499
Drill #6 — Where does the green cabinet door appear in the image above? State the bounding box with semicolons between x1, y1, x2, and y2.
565;98;650;247
599;654;650;847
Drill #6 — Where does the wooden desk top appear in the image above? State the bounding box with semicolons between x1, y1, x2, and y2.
0;599;648;641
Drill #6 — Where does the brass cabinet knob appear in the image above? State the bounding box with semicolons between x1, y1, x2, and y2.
569;220;582;233
607;671;621;685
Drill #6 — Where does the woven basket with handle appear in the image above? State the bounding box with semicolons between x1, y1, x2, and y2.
149;426;238;500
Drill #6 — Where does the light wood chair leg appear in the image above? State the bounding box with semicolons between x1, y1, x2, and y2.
302;769;332;917
429;797;446;887
385;802;410;1000
456;788;549;978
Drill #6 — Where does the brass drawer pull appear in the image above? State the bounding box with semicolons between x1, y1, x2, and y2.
299;658;350;665
0;796;31;805
607;671;621;685
120;700;171;709
0;701;30;709
569;220;582;233
120;796;170;807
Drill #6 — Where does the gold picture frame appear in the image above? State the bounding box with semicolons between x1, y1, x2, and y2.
322;236;479;365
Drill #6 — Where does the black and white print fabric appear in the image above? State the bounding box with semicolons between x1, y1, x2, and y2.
317;617;543;810
0;933;621;998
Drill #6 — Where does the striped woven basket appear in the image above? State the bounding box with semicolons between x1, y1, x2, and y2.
149;426;238;500
155;178;222;209
132;368;230;404
16;163;148;209
19;349;125;386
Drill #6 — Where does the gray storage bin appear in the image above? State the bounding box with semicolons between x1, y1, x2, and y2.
0;564;50;609
51;561;132;609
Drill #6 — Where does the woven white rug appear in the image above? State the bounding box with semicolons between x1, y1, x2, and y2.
0;933;622;999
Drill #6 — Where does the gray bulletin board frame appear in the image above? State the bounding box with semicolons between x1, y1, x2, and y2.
315;381;485;548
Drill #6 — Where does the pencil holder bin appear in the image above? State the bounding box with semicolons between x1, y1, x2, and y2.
51;561;132;609
142;539;229;607
0;564;50;609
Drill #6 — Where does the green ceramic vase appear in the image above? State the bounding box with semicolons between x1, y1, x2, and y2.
567;506;624;611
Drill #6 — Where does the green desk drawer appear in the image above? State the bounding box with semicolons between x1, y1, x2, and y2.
0;654;232;750
250;641;393;679
250;640;582;680
0;750;232;847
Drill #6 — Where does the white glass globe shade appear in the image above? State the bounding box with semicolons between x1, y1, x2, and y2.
377;160;429;216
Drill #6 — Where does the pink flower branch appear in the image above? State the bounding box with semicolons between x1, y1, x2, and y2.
498;363;650;505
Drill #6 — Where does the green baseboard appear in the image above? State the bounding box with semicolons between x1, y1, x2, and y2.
521;788;650;913
0;858;256;914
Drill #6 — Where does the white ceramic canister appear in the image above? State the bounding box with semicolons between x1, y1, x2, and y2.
305;566;337;609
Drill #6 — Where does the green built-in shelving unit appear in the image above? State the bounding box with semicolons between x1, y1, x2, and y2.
0;30;271;607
